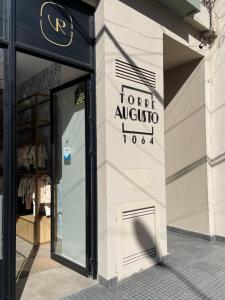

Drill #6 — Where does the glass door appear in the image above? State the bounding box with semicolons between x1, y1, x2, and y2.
51;77;91;276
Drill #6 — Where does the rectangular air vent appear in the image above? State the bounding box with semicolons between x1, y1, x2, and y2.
122;206;155;220
115;59;156;88
123;248;156;266
117;202;157;279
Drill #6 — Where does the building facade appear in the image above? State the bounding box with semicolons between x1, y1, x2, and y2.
1;0;225;299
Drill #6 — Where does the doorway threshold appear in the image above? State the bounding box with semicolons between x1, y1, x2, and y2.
16;237;96;300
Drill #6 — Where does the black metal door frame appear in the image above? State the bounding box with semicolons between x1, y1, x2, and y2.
1;43;17;300
50;74;97;278
1;0;17;298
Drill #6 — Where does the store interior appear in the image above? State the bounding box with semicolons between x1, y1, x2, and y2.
15;52;94;300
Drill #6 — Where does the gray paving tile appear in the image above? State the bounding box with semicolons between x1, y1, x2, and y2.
62;231;225;300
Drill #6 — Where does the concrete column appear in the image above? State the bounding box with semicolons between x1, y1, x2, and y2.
95;0;167;282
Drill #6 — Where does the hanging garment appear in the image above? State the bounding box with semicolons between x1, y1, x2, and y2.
28;145;36;168
26;177;35;210
18;143;48;170
22;146;31;169
17;146;32;169
18;177;28;204
39;175;51;204
18;176;35;210
38;144;48;168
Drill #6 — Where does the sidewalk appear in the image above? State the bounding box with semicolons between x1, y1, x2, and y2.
62;231;225;300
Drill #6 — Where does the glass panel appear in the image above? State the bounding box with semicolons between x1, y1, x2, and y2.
0;0;7;40
15;52;88;294
0;48;4;259
54;82;86;267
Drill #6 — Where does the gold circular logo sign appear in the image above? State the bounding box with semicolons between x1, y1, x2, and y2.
40;1;73;47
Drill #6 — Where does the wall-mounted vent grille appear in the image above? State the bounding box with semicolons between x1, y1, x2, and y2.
123;248;156;266
115;59;156;88
122;206;155;220
117;203;157;278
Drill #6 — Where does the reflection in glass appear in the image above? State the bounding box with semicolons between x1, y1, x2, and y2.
53;83;86;267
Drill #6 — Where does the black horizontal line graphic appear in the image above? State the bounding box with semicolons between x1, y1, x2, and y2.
123;206;155;214
123;249;156;265
123;248;156;260
116;70;156;83
123;248;156;261
123;209;155;216
115;59;156;76
123;210;155;217
122;123;154;136
115;66;156;80
122;213;155;220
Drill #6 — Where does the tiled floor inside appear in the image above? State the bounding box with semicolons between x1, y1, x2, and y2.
63;231;225;300
16;237;95;300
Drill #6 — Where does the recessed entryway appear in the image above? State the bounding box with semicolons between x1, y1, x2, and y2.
15;52;97;299
163;34;208;235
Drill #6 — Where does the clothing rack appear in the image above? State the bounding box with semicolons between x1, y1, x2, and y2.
16;93;51;245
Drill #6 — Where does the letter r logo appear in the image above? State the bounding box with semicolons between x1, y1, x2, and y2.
48;16;66;35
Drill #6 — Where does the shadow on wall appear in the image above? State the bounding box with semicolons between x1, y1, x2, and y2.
119;0;198;42
134;219;158;264
96;24;164;106
164;58;202;108
134;219;210;300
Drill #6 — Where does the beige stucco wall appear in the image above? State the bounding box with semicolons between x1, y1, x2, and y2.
95;0;208;281
164;0;225;238
165;59;210;234
206;0;225;237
